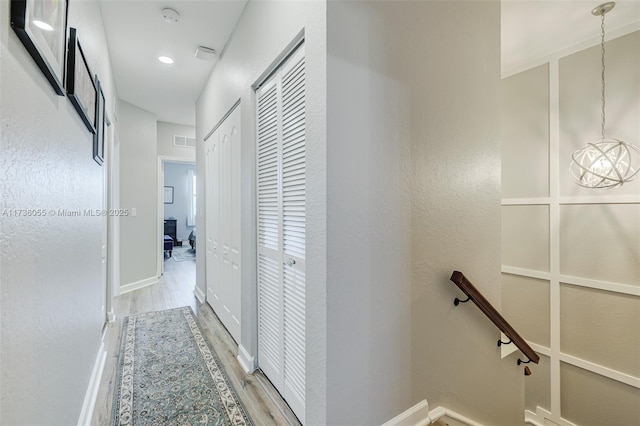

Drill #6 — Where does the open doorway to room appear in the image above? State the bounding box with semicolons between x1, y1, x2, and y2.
159;159;197;292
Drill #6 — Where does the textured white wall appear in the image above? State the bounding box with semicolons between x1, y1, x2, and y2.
327;2;522;425
157;121;196;160
118;101;158;287
195;2;326;424
0;1;117;424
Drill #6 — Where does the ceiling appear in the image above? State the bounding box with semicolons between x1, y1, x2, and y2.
502;0;640;76
98;1;639;127
100;0;247;126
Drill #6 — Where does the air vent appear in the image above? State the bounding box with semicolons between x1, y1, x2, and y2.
173;135;196;148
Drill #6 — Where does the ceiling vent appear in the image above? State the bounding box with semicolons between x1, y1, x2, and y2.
195;46;216;61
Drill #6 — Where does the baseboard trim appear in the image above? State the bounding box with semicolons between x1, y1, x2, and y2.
382;400;492;426
382;400;430;426
194;285;205;304
237;344;256;374
428;406;484;426
525;407;577;426
77;341;107;426
119;276;158;295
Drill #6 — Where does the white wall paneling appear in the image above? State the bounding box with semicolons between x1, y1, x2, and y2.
501;31;640;426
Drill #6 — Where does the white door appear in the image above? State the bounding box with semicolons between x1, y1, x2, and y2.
256;44;306;422
205;105;242;343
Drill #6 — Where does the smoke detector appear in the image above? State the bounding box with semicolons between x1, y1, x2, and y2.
161;8;180;23
195;46;216;61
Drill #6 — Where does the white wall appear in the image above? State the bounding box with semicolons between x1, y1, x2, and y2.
0;1;117;423
327;2;522;425
195;2;326;424
157;121;196;160
164;162;196;242
118;100;158;289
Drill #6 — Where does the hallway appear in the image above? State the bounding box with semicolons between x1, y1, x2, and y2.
90;250;300;425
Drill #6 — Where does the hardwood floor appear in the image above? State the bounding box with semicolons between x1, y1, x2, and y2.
91;247;301;426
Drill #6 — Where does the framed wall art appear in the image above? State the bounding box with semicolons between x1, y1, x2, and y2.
93;77;105;165
66;27;96;133
10;0;69;95
164;187;174;204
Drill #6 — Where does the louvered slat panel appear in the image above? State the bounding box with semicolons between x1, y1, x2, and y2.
283;265;305;402
258;254;281;373
282;56;305;260
257;84;279;251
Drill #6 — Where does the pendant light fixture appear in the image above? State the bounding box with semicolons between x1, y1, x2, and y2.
569;2;640;189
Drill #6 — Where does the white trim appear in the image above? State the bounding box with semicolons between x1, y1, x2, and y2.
76;341;107;426
525;407;577;426
237;344;256;374
194;284;205;304
502;267;640;297
502;266;550;281
560;275;640;297
502;22;640;78
502;197;551;206
107;309;116;323
502;195;640;206
119;276;158;295
381;400;430;426
428;406;485;426
558;195;640;205
530;342;551;358
559;353;640;389
548;58;562;425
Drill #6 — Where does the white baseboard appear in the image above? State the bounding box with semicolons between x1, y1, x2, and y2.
428;407;484;426
237;344;256;374
382;401;490;426
194;285;205;304
382;400;430;426
119;276;158;295
77;341;107;426
525;407;576;426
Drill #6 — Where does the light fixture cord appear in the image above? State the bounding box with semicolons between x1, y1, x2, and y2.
600;12;606;140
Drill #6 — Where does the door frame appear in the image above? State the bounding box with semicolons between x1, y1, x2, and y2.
105;111;117;321
156;156;196;277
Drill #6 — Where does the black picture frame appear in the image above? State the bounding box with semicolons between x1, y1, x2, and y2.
93;77;105;165
66;27;96;133
164;187;174;204
10;0;69;95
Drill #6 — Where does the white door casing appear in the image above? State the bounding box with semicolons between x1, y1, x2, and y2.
256;43;306;422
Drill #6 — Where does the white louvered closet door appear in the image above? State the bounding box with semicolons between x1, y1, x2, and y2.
256;44;306;423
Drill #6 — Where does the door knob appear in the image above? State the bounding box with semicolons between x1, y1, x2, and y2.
286;258;296;267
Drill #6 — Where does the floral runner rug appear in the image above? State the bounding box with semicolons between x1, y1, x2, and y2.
111;306;253;425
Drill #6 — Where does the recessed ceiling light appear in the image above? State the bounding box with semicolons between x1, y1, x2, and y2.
32;20;54;31
161;7;180;24
158;56;174;64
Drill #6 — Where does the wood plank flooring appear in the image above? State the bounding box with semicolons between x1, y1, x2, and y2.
91;248;301;426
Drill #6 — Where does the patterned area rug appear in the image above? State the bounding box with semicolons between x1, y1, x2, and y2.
111;307;253;425
171;247;196;262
